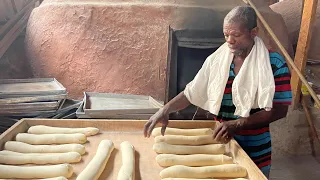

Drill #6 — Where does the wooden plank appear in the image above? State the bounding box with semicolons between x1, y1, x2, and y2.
0;0;36;38
244;0;320;109
291;0;318;107
0;119;267;179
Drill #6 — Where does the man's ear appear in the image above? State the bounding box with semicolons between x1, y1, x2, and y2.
250;27;259;38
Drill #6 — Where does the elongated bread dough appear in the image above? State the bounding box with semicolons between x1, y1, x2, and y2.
0;164;73;179
156;154;233;167
4;141;85;155
0;151;81;165
160;164;247;178
16;133;87;145
155;135;217;145
152;127;213;137
153;142;225;155
28;125;99;136
40;176;68;180
117;141;135;180
76;140;114;180
161;178;247;180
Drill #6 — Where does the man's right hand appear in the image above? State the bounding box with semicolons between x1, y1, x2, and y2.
143;107;169;138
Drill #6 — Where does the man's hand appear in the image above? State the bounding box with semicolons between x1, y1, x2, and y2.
143;108;169;138
212;119;244;144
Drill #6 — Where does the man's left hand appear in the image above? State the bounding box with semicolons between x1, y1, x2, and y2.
212;119;244;144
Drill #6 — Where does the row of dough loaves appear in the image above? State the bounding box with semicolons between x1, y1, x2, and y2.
152;127;248;179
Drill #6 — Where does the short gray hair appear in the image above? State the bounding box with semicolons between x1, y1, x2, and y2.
224;6;257;30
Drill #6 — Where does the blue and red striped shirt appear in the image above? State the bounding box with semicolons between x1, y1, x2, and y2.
217;51;292;176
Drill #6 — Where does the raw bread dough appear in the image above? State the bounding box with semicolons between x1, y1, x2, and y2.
117;141;135;180
152;127;213;137
156;154;233;167
153;142;225;155
4;141;85;155
0;151;81;165
40;177;68;180
160;164;247;178
15;133;87;145
0;163;73;179
161;178;247;180
76;140;114;180
155;135;217;145
28;125;99;136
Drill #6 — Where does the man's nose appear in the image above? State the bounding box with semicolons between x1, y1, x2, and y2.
226;36;235;44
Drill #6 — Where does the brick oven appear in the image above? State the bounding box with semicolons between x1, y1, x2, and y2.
25;0;292;119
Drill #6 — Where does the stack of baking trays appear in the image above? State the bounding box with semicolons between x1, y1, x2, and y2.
76;92;164;119
0;78;79;133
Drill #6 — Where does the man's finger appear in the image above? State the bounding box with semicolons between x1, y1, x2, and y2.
143;121;152;137
161;121;168;136
214;127;226;142
212;124;223;139
147;120;158;138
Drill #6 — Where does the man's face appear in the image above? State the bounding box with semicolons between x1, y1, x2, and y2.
223;22;255;56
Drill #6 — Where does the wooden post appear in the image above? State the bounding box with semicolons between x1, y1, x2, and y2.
291;0;318;107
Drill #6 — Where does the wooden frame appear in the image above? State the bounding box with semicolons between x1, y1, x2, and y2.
290;0;318;107
0;118;267;180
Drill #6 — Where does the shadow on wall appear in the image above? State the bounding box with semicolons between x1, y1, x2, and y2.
0;36;34;79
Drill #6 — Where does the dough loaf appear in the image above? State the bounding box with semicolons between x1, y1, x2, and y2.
153;142;225;155
152;127;213;137
160;164;247;179
28;125;99;136
76;140;114;180
156;154;233;167
155;135;217;145
0;163;73;179
117;141;135;180
15;133;87;145
4;141;85;155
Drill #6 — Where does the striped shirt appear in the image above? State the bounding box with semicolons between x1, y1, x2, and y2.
217;51;292;176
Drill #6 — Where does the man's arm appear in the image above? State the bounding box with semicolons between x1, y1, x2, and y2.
238;104;289;129
143;92;191;137
212;104;289;143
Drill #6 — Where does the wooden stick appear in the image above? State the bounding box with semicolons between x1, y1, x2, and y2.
244;0;320;109
301;96;320;146
291;0;318;107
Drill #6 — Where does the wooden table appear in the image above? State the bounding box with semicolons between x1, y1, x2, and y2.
0;119;267;180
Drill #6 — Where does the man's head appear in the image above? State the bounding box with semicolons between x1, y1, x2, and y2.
223;6;258;56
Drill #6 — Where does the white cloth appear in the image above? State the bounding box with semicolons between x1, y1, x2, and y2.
183;36;275;117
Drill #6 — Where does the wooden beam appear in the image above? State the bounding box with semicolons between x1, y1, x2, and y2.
0;0;37;39
244;0;320;109
0;7;33;59
291;0;318;107
10;0;18;14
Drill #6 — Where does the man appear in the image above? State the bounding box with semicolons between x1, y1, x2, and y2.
144;6;292;178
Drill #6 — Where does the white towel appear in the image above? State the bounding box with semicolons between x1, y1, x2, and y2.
184;36;275;117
